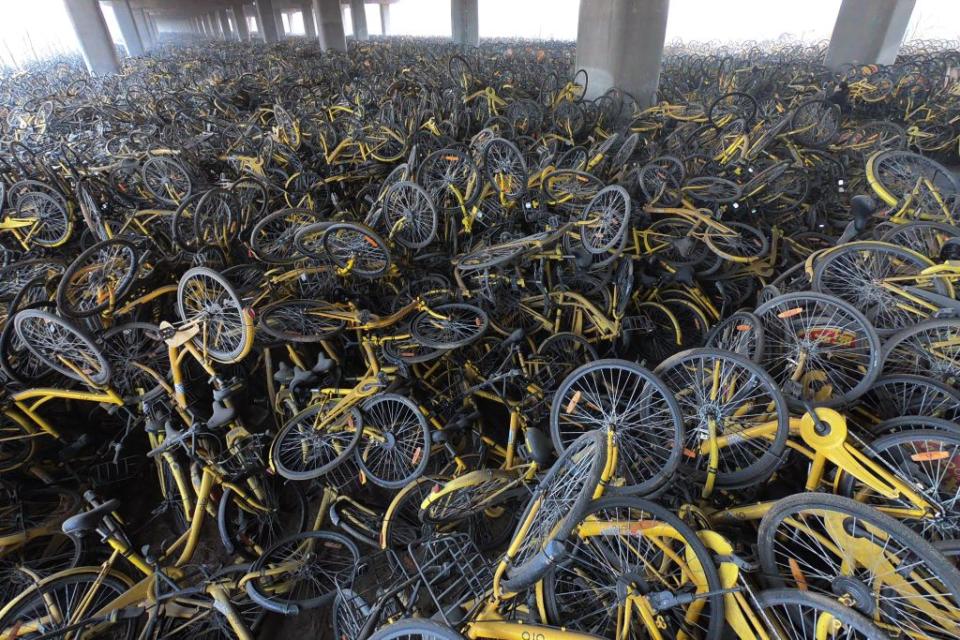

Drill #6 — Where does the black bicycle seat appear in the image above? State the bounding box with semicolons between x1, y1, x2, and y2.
62;499;120;536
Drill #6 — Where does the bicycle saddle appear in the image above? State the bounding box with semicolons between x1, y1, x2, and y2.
207;399;237;430
62;499;121;535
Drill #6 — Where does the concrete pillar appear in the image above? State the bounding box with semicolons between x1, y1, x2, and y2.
349;0;368;40
379;2;390;35
217;9;235;40
256;0;281;42
301;2;317;38
146;13;159;41
314;0;346;51
110;1;144;56
824;0;915;69
275;7;287;38
232;3;250;40
451;0;478;47
62;0;120;75
211;12;226;38
575;0;668;107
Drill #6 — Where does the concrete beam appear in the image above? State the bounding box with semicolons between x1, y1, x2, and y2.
232;3;250;40
314;0;346;50
451;0;478;47
349;0;367;40
111;1;144;56
63;0;121;74
256;0;281;42
824;0;915;69
576;0;668;107
379;1;389;35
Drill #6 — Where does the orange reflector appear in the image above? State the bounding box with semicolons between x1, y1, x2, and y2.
565;390;582;414
911;451;950;462
778;307;803;319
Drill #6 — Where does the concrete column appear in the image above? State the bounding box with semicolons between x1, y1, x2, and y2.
256;0;281;42
824;0;915;69
301;2;317;38
211;12;226;38
575;0;668;107
232;3;250;40
314;0;346;51
275;7;287;38
379;2;390;35
146;13;159;41
110;1;144;56
62;0;120;75
349;0;368;40
217;9;235;39
451;0;478;47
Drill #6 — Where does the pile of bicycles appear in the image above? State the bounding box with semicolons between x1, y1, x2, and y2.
1;33;960;639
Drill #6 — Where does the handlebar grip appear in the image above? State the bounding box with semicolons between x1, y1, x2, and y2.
500;539;567;594
244;582;301;616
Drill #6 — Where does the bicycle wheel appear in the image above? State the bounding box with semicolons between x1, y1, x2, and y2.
176;267;252;364
246;530;359;611
409;303;488;349
271;405;361;481
655;347;789;489
703;310;765;362
578;185;630;254
483;138;527;201
755;292;881;409
101;322;164;401
541;496;723;640
881;221;960;260
753;589;888;640
867;149;959;207
853;374;960;427
532;332;598;402
499;429;607;594
758;492;960;639
382;475;448;549
382;181;439;249
882;318;960;383
56;238;139;318
141;155;192;205
218;476;306;559
837;428;960;540
0;413;35;474
14;309;111;385
354;394;430;489
550;359;683;495
368;619;464;640
11;191;72;248
0;569;136;640
322;223;392;278
250;208;319;265
812;241;946;333
419;469;524;525
258;299;345;343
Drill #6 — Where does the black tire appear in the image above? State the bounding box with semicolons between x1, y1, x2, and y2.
176;266;251;364
541;496;724;640
758;492;960;639
654;347;789;489
755;292;881;409
550;359;683;495
354;394;430;489
753;588;888;639
271;405;362;481
409;303;488;349
13;308;111;385
218;477;307;559
368;618;465;640
56;238;139;318
245;530;359;611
